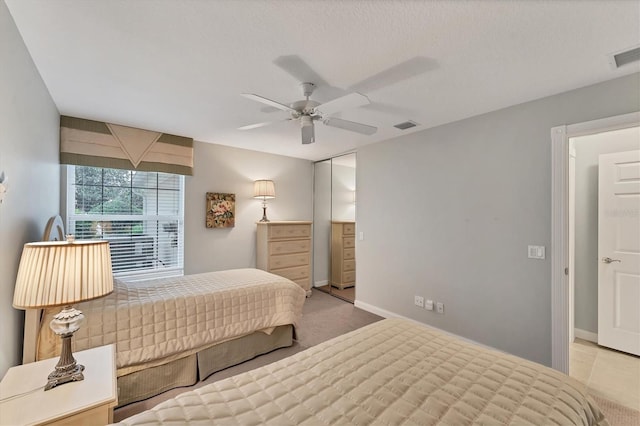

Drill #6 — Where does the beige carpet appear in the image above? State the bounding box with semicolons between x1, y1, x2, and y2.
591;393;640;426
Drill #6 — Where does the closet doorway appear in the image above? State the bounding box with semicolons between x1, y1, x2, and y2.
313;153;356;303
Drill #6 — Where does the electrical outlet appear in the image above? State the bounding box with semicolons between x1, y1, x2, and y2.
425;299;434;311
436;302;444;314
414;295;424;308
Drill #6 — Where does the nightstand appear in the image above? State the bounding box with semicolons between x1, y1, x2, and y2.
0;344;117;426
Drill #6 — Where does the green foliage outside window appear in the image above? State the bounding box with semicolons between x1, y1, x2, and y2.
73;166;145;236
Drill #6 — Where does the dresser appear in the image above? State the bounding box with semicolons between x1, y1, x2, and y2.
256;221;312;297
331;221;356;290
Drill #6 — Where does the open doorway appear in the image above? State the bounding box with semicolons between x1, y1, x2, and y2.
552;114;640;411
569;127;639;409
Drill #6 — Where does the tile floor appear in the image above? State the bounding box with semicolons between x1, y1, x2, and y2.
570;338;640;411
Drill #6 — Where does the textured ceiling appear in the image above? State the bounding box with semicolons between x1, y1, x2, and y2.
6;0;640;161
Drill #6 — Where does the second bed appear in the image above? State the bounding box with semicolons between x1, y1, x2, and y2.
115;318;607;425
31;268;306;406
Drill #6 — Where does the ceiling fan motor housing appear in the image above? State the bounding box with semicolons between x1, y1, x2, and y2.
290;99;319;117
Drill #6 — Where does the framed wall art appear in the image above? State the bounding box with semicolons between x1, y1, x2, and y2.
206;192;235;228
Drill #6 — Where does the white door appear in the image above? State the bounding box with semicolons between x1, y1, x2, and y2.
598;149;640;356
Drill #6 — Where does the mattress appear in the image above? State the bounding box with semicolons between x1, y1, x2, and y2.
115;318;607;426
37;268;305;374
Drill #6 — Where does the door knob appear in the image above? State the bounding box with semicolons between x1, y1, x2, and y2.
602;257;621;264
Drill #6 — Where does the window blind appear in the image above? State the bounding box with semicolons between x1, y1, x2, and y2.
66;165;184;279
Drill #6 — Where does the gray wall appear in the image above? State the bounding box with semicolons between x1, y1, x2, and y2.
356;73;640;366
184;141;313;274
0;1;60;377
573;126;640;334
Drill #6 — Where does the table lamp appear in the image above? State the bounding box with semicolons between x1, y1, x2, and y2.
253;179;275;222
13;236;113;391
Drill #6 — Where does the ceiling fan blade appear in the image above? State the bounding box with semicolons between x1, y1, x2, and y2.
323;117;377;136
238;119;290;130
349;56;437;93
274;55;328;88
241;93;296;113
314;92;370;116
273;55;348;103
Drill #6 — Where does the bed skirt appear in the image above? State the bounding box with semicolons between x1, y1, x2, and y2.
116;324;293;406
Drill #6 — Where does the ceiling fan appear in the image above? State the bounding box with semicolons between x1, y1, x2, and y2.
239;82;377;144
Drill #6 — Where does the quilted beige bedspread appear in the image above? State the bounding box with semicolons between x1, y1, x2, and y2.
116;318;607;426
37;268;305;373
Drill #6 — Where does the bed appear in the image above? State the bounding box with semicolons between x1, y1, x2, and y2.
114;318;607;426
27;268;306;406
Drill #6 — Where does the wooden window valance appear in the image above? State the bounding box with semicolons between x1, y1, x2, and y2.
60;116;194;175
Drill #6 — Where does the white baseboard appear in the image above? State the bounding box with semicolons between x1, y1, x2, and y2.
354;299;498;352
574;328;598;343
313;280;328;287
354;300;417;323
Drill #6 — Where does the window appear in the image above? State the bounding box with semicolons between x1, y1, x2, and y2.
66;165;184;279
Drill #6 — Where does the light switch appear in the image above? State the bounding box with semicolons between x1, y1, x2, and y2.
359;232;364;241
528;245;545;259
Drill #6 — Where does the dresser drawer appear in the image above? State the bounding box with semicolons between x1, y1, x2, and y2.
343;223;356;235
273;265;309;281
343;248;355;260
269;239;311;255
268;224;311;239
269;253;309;270
343;270;356;283
343;259;355;271
343;237;355;249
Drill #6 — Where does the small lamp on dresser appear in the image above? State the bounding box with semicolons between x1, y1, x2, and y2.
12;235;113;391
254;179;275;222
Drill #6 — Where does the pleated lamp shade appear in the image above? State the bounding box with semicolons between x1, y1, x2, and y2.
13;239;114;309
253;180;275;199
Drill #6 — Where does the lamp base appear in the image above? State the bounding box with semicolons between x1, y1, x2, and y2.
45;353;85;390
45;306;85;391
259;204;270;222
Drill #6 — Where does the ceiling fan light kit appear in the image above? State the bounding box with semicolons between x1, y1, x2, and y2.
240;81;378;145
300;115;315;144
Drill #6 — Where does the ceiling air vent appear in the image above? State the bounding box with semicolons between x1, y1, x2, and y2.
393;120;419;130
609;45;640;69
